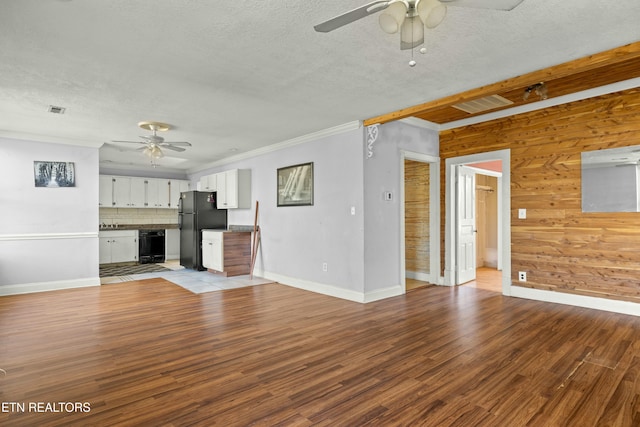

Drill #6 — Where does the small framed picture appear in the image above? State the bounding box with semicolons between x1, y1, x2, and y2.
277;162;313;207
34;161;76;187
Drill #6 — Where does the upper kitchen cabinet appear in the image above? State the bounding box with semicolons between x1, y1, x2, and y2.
170;180;190;208
199;174;217;192
216;169;251;209
113;176;146;208
99;175;189;209
145;178;171;208
99;175;114;207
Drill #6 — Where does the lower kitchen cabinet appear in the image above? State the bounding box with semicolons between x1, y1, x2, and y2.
165;228;180;260
201;230;251;276
99;230;138;264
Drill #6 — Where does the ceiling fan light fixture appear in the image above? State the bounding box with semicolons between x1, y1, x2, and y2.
400;16;425;50
416;0;447;29
379;0;409;34
143;144;164;160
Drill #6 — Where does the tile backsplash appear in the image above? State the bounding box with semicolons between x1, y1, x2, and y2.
99;208;179;227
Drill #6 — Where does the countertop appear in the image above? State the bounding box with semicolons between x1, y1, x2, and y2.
99;223;178;231
99;224;254;232
203;225;255;233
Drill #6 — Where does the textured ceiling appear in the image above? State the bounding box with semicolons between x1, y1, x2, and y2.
1;0;639;173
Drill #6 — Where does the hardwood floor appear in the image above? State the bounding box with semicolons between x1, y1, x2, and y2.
406;278;434;292
1;279;639;426
462;267;503;292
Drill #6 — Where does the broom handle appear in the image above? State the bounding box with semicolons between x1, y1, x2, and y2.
250;201;259;279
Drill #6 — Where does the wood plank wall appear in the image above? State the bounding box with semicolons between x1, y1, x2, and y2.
404;160;430;275
439;88;640;303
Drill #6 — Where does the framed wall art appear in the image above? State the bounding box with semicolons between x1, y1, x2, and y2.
277;162;313;207
34;161;76;188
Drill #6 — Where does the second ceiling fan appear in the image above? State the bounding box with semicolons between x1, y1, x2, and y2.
315;0;524;55
112;121;192;165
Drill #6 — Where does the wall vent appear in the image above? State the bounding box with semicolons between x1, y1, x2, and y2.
452;95;513;114
48;105;66;114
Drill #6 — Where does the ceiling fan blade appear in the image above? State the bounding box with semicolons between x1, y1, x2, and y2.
314;0;391;33
140;135;164;142
111;140;145;144
440;0;524;11
162;145;186;152
159;141;192;147
102;142;141;152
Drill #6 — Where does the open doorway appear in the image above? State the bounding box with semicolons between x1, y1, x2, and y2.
444;149;511;294
400;151;440;292
466;163;502;292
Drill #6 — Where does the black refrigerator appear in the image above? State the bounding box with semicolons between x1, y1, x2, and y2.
179;191;227;270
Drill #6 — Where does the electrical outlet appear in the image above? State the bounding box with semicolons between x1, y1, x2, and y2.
518;271;527;282
322;262;328;272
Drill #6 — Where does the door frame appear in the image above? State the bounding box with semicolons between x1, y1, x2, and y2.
444;149;511;294
400;151;441;290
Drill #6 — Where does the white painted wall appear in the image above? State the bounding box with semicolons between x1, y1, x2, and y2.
0;138;100;293
191;121;438;302
363;121;439;294
191;127;367;299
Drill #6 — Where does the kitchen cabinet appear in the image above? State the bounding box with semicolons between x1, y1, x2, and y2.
99;230;138;264
112;177;146;208
216;169;251;209
145;178;171;208
202;230;224;272
201;230;251;276
170;180;190;208
99;175;188;209
199;174;217;192
165;228;180;260
99;175;113;207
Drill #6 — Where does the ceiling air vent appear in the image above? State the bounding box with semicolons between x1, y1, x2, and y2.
48;105;66;114
452;95;513;114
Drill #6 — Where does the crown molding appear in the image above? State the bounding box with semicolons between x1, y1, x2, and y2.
188;121;362;174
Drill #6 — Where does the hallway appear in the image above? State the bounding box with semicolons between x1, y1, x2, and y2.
462;267;502;292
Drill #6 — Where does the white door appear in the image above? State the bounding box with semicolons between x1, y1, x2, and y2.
156;179;171;208
129;178;146;208
98;176;113;207
224;170;238;208
456;165;476;284
146;179;159;207
112;177;131;207
99;237;112;264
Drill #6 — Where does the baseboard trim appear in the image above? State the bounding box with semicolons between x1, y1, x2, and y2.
363;285;404;303
0;277;100;296
406;270;432;283
258;270;403;303
510;285;640;317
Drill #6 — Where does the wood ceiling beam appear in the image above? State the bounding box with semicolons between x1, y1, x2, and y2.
363;41;640;127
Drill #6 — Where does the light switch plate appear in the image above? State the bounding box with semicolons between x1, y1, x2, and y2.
518;208;526;219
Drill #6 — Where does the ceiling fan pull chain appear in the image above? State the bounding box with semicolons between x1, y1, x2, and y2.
409;15;417;67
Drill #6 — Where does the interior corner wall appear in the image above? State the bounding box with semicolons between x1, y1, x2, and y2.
363;121;439;295
0;138;100;293
190;127;367;300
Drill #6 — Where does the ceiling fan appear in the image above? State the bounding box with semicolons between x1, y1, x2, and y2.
111;121;192;165
315;0;524;64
